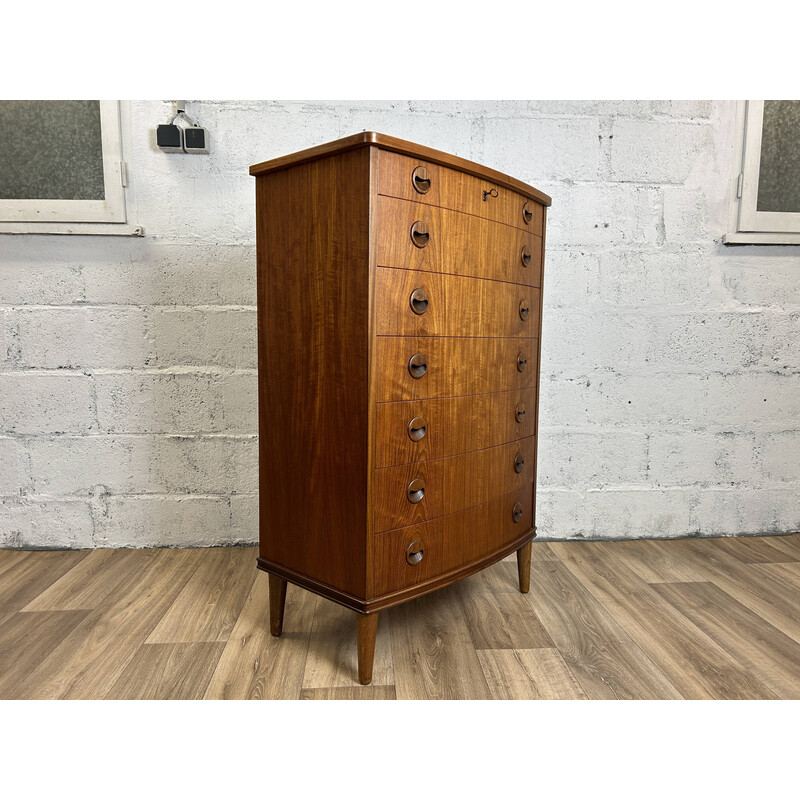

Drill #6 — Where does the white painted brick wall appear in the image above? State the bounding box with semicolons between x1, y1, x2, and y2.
1;99;799;548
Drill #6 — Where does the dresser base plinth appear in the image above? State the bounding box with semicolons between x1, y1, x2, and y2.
257;527;536;683
257;526;536;613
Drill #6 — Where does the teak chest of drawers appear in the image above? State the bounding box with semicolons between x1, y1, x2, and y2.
250;132;551;684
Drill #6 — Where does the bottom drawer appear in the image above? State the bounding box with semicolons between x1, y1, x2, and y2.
373;486;533;596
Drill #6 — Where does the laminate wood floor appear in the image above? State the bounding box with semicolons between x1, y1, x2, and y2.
2;534;800;700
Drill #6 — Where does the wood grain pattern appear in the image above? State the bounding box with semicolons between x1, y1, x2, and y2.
0;550;89;613
356;612;380;685
0;550;32;579
756;534;800;560
10;548;202;700
528;560;682;699
373;487;533;596
710;536;799;564
378;148;547;233
389;585;493;700
21;548;149;612
450;576;552;650
204;575;316;700
253;136;548;670
0;610;90;698
301;598;392;688
3;536;800;698
145;545;256;643
652;580;800;699
375;335;536;402
374;438;535;532
375;388;536;468
255;147;371;599
375;267;539;338
655;539;800;643
550;541;780;699
105;642;226;700
250;131;552;208
593;538;707;584
269;574;288;636
376;195;541;286
300;685;397;700
476;648;587;700
517;541;532;593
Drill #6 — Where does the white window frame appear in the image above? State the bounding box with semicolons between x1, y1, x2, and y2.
0;100;142;236
724;100;800;245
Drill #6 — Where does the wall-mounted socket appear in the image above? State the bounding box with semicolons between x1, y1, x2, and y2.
183;127;210;154
156;124;184;153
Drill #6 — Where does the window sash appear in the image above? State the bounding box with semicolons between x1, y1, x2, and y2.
0;100;126;224
738;100;800;234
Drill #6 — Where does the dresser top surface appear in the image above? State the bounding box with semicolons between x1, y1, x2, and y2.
249;131;552;207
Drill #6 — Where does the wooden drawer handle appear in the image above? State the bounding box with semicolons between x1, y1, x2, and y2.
406;540;425;565
406;478;425;504
521;245;532;267
412;166;431;194
519;300;530;321
515;402;526;423
410;221;430;248
409;288;429;315
522;202;533;225
408;352;428;379
512;503;523;523
407;416;427;442
517;352;528;373
514;453;525;474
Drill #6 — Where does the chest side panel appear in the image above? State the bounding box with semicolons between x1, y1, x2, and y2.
255;148;371;599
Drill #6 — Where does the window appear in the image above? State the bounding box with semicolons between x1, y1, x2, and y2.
725;100;800;244
0;100;141;235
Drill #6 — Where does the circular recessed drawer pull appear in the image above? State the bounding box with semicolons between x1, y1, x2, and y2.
512;503;524;523
411;166;431;194
407;416;427;442
406;540;425;565
519;300;530;321
410;221;430;248
409;287;429;315
514;453;525;474
522;202;533;225
407;352;428;379
517;352;528;373
515;402;526;423
521;245;532;267
406;478;426;504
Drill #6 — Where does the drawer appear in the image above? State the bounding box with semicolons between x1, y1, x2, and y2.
375;387;536;468
378;149;544;236
373;486;534;596
375;336;536;402
374;438;535;533
376;196;541;288
375;268;539;338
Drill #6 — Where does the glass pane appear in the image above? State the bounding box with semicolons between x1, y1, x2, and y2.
0;100;105;200
757;100;800;213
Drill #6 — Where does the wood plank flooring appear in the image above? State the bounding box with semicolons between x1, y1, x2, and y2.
2;533;800;700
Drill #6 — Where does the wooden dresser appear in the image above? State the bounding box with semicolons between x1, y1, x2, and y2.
250;132;550;684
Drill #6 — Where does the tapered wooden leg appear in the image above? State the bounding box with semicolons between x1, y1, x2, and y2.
517;541;532;593
356;612;379;685
269;575;288;636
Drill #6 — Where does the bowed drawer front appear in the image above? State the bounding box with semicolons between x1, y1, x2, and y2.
250;132;551;685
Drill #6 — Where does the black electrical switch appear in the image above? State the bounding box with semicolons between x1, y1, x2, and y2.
183;127;209;154
157;124;183;152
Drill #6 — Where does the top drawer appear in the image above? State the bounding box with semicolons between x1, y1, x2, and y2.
378;149;544;236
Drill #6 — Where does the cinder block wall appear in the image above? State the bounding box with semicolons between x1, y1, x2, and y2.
2;100;799;547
